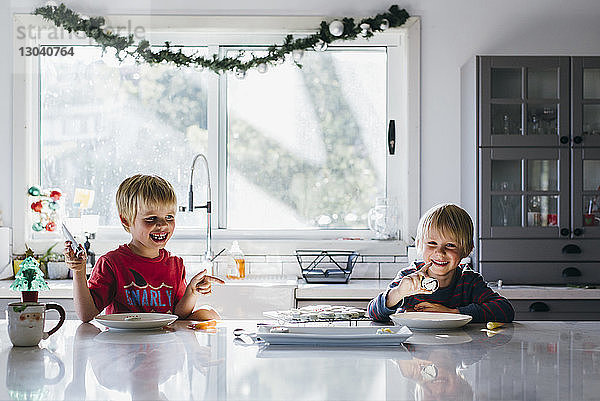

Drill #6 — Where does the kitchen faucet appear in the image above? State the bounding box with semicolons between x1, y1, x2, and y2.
181;153;212;262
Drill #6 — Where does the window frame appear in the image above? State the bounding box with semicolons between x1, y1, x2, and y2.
13;14;420;252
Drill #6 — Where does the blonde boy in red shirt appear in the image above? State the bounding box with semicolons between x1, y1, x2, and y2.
64;174;223;322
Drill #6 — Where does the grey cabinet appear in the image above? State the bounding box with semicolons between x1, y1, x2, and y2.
480;147;569;238
511;299;600;320
478;56;570;148
478;56;600;284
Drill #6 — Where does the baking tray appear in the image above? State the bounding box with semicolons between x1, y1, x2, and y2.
257;325;412;346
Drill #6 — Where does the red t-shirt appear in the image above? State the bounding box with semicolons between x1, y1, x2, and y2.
88;245;187;315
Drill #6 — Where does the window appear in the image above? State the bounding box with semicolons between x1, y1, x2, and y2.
225;48;386;230
13;15;420;249
40;46;211;229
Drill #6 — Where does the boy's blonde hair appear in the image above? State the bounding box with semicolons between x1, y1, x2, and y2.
116;174;177;232
415;203;474;258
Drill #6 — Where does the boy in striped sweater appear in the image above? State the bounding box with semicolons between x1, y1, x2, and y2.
368;203;514;323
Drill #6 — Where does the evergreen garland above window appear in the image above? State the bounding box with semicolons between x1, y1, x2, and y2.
33;3;410;76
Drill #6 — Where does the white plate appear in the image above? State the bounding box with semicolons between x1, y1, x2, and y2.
256;325;412;346
390;312;472;330
95;313;178;330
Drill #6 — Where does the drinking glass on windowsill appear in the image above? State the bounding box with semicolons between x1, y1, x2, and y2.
368;197;400;240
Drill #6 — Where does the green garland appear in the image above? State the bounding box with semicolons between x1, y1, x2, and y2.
33;3;409;75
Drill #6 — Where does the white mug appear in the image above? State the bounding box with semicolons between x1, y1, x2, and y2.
6;302;65;347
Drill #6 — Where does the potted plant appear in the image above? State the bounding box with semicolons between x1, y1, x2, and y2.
12;253;26;277
46;251;69;280
10;249;49;302
35;242;59;278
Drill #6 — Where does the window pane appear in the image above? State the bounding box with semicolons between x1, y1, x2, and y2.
527;104;558;135
583;160;600;191
491;104;521;136
226;49;387;229
584;68;600;99
527;195;558;227
527;160;558;191
491;160;521;191
583;104;600;136
491;68;521;98
40;46;211;226
527;68;558;99
491;195;521;227
527;104;557;136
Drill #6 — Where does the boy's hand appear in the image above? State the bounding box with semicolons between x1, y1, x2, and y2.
386;262;435;307
189;270;225;295
414;302;459;314
398;261;436;296
64;241;86;273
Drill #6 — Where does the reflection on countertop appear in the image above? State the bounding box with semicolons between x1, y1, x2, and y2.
0;320;599;400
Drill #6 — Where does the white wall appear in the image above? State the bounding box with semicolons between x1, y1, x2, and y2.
2;0;600;228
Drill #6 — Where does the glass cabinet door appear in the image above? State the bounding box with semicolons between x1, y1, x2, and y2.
572;57;600;147
480;147;569;238
572;147;600;238
479;56;570;147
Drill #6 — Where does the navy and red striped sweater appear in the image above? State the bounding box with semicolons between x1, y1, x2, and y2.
368;262;514;323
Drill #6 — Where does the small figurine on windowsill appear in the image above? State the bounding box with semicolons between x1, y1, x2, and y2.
10;248;49;302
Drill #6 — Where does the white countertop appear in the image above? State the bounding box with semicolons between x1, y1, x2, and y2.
1;319;600;400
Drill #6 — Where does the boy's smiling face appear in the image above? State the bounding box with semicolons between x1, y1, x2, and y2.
122;203;176;258
420;229;462;280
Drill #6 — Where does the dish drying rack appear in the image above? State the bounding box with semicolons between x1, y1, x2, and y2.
295;250;359;283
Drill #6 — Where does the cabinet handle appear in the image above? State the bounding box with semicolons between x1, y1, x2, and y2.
529;302;550;312
573;228;583;236
560;228;570;236
562;244;582;254
560;136;569;144
562;267;582;277
574;136;583;144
